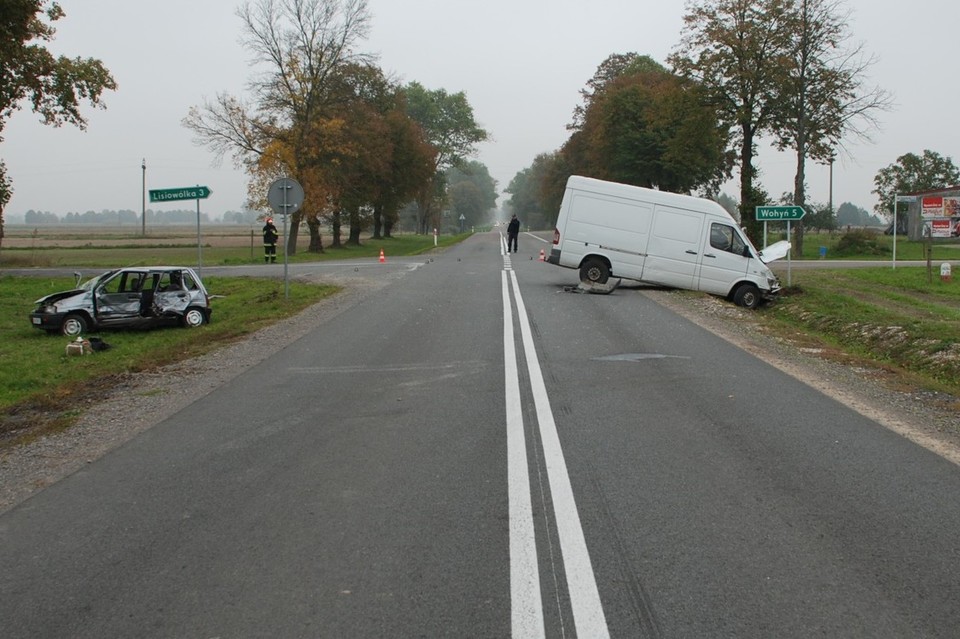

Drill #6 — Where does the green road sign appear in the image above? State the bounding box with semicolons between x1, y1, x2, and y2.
149;186;211;203
755;205;805;221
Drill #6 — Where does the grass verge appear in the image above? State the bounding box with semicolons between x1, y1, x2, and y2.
759;267;960;397
0;275;338;448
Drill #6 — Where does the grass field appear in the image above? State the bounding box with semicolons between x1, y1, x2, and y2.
763;267;960;396
0;224;471;268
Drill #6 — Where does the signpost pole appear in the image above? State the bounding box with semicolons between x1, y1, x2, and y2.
283;183;289;300
786;220;792;287
755;205;806;287
196;194;202;279
141;159;146;237
893;195;898;270
266;178;305;302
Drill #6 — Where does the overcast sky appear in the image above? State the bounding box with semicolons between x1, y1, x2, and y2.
3;0;957;220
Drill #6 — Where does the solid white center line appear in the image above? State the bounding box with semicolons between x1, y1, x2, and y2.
509;269;610;639
503;270;546;638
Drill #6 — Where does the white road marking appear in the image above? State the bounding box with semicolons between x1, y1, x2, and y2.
504;269;610;638
503;271;546;638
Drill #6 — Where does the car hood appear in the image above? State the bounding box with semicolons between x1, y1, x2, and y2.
758;240;791;264
34;289;84;305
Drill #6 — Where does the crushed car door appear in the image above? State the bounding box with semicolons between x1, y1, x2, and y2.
95;270;148;321
153;269;194;314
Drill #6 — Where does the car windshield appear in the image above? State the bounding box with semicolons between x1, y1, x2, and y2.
79;270;120;293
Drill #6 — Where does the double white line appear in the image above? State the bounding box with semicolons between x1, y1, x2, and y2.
501;237;609;638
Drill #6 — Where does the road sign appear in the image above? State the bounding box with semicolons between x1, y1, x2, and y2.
755;205;806;221
267;178;305;216
149;186;211;203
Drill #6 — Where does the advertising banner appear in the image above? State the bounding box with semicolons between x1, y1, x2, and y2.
927;218;953;238
921;196;960;218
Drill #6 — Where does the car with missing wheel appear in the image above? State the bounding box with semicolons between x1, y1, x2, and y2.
547;176;789;308
29;266;212;337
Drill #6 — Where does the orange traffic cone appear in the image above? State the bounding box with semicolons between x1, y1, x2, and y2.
539;249;545;262
379;248;386;263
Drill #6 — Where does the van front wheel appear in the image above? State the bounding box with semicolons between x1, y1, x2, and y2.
580;258;610;285
733;284;762;309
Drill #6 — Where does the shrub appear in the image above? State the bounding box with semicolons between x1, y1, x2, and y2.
833;229;889;256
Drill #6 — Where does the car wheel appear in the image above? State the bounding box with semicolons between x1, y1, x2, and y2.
579;258;610;285
61;314;88;337
181;307;206;328
733;284;762;309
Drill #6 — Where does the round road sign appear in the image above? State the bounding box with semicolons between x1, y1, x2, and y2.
267;178;305;216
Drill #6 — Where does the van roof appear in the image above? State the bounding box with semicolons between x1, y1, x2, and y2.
567;176;731;218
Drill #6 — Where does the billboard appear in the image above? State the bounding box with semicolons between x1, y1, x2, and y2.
921;196;960;218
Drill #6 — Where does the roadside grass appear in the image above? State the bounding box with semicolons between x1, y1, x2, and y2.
0;274;339;447
761;267;960;396
0;232;468;268
765;230;960;261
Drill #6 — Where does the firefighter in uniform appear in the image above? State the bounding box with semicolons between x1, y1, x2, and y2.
262;217;279;263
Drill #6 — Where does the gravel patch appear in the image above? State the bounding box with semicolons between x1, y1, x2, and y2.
2;281;958;514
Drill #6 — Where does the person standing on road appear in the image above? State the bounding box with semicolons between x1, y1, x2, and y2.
507;214;520;253
262;217;279;263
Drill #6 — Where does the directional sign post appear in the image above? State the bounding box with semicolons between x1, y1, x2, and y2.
148;186;211;203
149;185;212;277
267;178;305;300
755;205;806;221
756;206;806;288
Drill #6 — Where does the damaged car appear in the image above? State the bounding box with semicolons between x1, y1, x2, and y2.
29;266;212;337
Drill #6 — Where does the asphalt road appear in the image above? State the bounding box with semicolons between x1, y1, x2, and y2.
3;231;960;637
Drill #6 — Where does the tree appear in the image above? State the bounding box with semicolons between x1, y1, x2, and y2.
670;0;794;241
836;201;882;227
0;1;116;247
570;53;668;130
873;150;960;217
771;0;891;256
184;0;371;255
446;161;497;230
505;153;564;231
573;60;730;193
374;105;435;239
404;82;488;234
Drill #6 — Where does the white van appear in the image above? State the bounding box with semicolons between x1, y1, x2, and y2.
546;176;790;308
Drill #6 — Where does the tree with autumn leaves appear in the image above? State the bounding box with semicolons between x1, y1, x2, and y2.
514;53;731;227
0;1;116;248
184;0;484;254
514;0;889;247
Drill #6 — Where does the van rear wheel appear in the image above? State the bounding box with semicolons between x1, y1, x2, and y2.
733;284;762;309
580;258;610;285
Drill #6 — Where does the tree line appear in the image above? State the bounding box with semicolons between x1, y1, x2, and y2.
18;209;236;225
505;0;895;256
182;0;493;255
3;1;957;255
0;1;494;253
